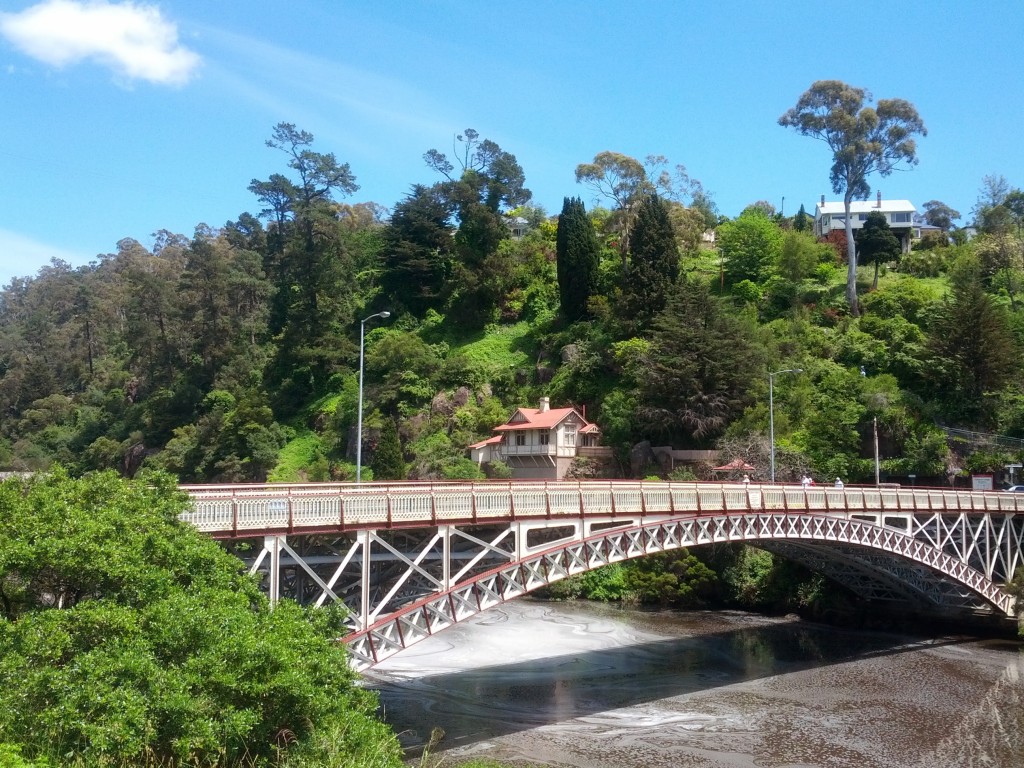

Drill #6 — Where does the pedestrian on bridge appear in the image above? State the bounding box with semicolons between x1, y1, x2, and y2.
834;477;844;488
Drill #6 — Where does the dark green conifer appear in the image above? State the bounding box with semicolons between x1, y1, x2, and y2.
623;194;679;326
555;197;600;322
370;418;406;481
793;203;810;232
637;278;763;442
856;210;901;289
928;256;1020;423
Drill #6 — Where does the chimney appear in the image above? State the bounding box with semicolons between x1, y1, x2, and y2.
539;396;550;413
820;194;825;207
876;191;882;208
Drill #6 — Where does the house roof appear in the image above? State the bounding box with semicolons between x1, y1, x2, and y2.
468;435;503;449
816;200;916;216
493;406;593;432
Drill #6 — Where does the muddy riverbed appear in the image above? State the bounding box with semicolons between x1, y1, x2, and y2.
368;600;1024;767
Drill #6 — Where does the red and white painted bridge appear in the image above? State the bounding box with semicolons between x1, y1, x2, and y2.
179;481;1024;669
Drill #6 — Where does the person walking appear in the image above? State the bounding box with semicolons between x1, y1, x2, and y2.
834;477;844;489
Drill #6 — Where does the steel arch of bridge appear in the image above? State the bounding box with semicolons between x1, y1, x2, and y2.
179;481;1024;669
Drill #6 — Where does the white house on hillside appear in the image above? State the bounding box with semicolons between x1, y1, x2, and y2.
814;193;916;253
468;397;606;480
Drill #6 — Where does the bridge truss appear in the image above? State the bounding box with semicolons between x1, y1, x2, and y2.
182;482;1024;669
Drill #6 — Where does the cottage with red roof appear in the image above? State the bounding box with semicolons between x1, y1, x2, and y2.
468;397;603;479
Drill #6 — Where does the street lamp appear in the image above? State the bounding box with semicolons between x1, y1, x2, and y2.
356;311;391;483
769;368;802;483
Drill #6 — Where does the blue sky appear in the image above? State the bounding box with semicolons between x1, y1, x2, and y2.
2;1;1022;287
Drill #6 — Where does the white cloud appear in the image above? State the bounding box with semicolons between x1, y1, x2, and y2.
0;229;91;286
0;0;200;86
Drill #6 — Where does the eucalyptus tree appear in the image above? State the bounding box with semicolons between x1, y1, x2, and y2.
575;151;705;261
972;173;1011;226
779;80;926;315
424;128;531;214
921;200;961;231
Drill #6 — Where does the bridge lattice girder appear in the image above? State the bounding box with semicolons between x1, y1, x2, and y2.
181;482;1024;668
223;510;1023;669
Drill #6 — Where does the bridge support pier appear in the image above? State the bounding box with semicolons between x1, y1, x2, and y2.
264;534;282;605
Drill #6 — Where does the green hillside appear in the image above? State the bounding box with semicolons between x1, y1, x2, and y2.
1;124;1023;489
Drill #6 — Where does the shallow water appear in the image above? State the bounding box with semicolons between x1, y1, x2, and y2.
368;601;1024;767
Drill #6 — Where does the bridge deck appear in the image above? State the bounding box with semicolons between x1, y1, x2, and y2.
180;480;1024;536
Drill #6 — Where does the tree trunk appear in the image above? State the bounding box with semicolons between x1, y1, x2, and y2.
844;194;860;316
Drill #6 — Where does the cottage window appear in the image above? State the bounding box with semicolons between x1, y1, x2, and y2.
539;432;550;445
890;212;911;223
515;433;526;446
564;429;576;447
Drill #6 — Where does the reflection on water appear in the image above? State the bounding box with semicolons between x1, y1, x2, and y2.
368;601;1024;767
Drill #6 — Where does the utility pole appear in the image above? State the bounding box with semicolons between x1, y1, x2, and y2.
874;416;880;486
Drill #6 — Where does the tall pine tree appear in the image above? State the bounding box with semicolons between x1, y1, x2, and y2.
637;278;763;443
556;197;600;322
622;194;679;327
381;184;454;317
928;256;1020;423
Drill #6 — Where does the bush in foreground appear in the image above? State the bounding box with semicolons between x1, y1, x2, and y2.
0;469;402;767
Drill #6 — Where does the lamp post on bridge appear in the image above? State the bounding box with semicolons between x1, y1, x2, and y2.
769;368;802;483
357;311;391;483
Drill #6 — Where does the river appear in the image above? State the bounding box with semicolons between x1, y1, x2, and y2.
367;600;1024;767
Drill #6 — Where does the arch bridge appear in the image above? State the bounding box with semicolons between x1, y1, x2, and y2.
180;481;1024;669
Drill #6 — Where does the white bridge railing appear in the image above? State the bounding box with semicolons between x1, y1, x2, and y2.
179;481;1024;536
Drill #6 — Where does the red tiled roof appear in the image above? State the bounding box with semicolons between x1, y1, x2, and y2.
493;406;595;432
468;435;503;449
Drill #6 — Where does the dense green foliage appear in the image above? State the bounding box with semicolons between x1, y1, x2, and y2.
779;80;927;315
2;124;1024;491
4;116;1024;763
0;470;402;767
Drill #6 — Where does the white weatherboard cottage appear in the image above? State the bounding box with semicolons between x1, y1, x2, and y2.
815;192;916;253
468;397;607;479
